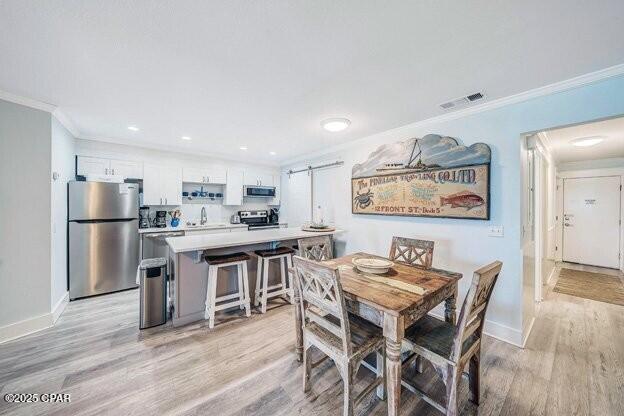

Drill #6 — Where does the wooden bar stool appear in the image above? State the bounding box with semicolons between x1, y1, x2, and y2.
254;246;295;313
204;252;251;329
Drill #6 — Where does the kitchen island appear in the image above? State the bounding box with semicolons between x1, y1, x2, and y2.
166;227;343;326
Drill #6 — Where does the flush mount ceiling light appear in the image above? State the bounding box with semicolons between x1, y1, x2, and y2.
181;136;192;141
127;126;139;131
571;136;605;147
321;117;351;132
239;146;248;150
269;151;276;155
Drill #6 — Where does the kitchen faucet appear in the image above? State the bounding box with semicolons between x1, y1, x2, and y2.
201;206;207;225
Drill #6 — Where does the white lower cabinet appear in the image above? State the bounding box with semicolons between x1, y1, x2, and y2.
143;164;182;205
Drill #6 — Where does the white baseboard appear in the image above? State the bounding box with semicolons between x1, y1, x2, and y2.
546;266;557;285
429;312;523;348
52;292;69;324
0;313;53;344
0;293;69;344
522;316;536;348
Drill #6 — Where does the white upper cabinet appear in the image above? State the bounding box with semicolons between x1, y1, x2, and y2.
183;166;226;184
244;169;274;187
143;164;182;206
77;156;143;179
182;167;205;184
110;159;143;179
77;156;109;176
207;166;227;184
224;168;244;206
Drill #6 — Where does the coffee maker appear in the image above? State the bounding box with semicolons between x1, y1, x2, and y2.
139;207;151;229
269;208;279;225
154;210;167;228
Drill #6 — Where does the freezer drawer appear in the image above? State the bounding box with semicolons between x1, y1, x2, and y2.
69;219;139;299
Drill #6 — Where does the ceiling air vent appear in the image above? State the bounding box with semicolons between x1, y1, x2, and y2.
439;91;486;110
466;92;484;102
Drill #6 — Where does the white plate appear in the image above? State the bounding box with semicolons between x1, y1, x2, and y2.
352;257;394;274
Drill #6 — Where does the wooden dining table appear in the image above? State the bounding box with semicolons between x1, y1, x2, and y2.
292;252;462;416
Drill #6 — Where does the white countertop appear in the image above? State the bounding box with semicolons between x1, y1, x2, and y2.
166;226;343;253
139;222;248;234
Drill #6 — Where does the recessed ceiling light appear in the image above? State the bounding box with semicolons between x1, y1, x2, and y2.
128;126;139;131
321;117;351;132
571;136;604;147
181;136;192;141
240;146;248;150
269;151;276;156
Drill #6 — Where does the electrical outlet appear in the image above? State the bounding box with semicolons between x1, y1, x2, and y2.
488;225;504;237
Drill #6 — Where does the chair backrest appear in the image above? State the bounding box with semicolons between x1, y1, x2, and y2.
297;236;334;261
388;236;434;269
292;255;351;356
451;261;503;362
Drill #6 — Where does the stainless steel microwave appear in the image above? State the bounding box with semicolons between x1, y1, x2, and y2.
244;186;276;197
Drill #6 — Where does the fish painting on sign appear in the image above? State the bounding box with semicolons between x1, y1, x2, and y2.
351;134;491;219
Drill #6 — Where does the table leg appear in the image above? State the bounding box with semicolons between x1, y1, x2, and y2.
444;285;458;324
293;275;304;362
384;314;404;416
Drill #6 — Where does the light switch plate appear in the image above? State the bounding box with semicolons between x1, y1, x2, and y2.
488;225;504;237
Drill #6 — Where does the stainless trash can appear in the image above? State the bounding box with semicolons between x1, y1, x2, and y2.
139;257;167;329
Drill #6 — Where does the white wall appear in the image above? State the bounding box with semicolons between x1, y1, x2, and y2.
281;75;624;346
50;117;75;319
0;99;53;342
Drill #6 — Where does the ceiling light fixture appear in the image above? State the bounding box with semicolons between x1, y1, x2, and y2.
269;151;276;155
128;126;139;131
181;136;192;141
321;117;351;132
240;146;248;150
571;136;604;147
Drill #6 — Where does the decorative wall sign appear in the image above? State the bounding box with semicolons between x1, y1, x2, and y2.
351;134;491;220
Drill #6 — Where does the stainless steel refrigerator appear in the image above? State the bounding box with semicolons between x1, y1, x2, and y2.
68;181;140;300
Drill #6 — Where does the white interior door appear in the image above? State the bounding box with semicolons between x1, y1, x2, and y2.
563;176;621;268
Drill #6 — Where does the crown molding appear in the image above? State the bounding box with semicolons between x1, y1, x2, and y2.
0;89;80;138
282;63;624;166
52;108;80;137
76;135;280;168
0;89;56;113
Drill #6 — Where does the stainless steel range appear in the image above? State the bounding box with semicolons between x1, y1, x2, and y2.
239;210;279;230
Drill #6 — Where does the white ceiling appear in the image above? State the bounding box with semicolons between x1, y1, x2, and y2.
542;116;624;164
1;1;624;165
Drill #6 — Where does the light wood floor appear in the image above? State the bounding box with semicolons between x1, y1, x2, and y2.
1;263;623;416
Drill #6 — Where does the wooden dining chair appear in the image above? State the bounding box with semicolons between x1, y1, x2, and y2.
388;236;434;269
293;256;386;416
297;235;334;261
401;261;503;416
